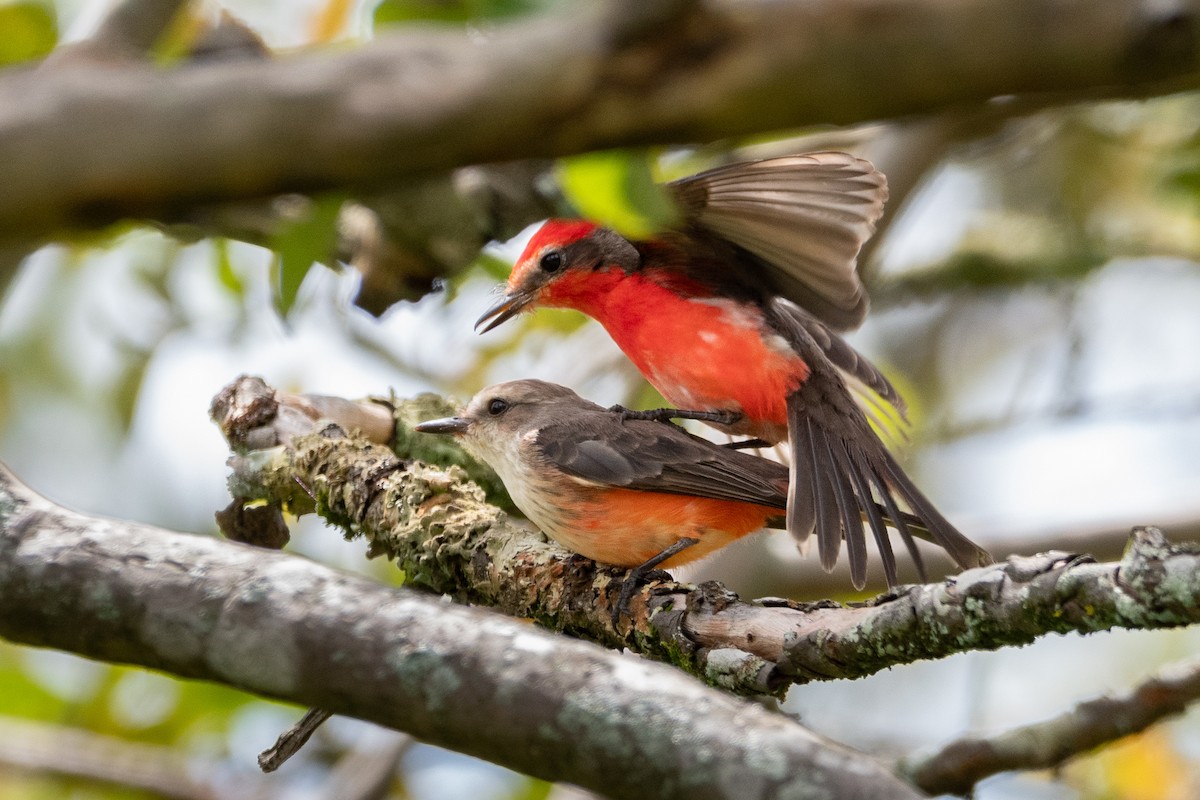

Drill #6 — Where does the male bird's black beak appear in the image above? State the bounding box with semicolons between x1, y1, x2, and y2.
475;289;533;333
414;416;472;435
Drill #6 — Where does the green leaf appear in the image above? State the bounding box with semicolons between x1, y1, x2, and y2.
508;777;554;800
270;194;346;317
557;150;679;240
372;0;552;27
0;2;57;65
474;251;515;282
213;239;246;297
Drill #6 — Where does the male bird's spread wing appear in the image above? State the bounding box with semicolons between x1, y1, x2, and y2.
768;305;993;589
534;412;788;509
667;152;888;332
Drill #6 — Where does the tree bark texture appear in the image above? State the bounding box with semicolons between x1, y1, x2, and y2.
0;462;921;800
1;0;1198;243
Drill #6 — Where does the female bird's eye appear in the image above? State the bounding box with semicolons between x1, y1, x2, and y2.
487;398;509;416
539;251;563;273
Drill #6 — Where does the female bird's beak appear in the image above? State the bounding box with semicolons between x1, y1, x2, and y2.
414;416;472;435
475;289;533;333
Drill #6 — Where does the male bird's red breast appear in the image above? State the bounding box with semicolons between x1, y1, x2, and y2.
540;267;808;440
562;487;779;568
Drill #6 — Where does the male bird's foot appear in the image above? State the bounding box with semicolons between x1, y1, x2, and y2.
723;438;771;450
607;405;743;427
611;537;700;625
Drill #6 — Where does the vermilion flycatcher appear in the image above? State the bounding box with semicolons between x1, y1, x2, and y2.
474;153;990;588
415;380;957;586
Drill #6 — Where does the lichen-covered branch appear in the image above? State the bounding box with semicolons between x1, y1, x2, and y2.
770;535;1200;682
211;376;1200;700
213;376;786;696
899;656;1200;796
2;0;1199;244
0;462;922;800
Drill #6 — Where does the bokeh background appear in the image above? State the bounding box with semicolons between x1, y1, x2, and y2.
2;1;1200;798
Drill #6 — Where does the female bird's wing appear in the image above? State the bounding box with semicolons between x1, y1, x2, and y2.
534;413;788;509
667;152;887;332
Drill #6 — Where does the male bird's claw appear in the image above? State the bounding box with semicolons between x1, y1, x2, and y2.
607;405;744;427
607;403;635;419
723;438;772;450
610;537;700;626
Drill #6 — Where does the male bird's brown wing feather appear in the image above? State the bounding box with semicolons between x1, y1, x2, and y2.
535;412;788;509
770;304;993;588
667;152;888;332
771;299;908;425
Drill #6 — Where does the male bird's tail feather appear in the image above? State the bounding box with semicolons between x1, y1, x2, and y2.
787;393;991;590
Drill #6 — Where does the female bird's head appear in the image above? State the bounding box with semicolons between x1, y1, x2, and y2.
475;219;640;333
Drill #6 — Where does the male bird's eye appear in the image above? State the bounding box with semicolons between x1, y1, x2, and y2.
487;398;509;416
539;251;563;273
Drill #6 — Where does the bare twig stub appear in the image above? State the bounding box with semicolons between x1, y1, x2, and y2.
259;708;333;773
211;376;1200;698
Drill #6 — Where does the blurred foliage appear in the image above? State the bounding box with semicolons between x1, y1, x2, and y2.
1163;129;1200;215
1067;727;1197;800
270;193;346;317
373;0;558;26
0;1;56;66
214;237;248;298
558;149;680;239
893;250;1106;298
0;641;265;798
152;3;211;63
0;234;183;436
310;0;356;40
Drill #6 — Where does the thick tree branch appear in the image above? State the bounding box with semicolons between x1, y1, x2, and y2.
210;377;1200;699
900;656;1200;795
0;462;921;800
2;0;1199;244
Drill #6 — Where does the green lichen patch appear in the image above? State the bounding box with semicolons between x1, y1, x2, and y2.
390;392;515;512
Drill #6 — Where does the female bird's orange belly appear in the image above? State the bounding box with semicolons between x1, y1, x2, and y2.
553;489;777;567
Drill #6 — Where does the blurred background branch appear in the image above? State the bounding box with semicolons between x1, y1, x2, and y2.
900;655;1200;795
2;0;1200;249
0;715;224;800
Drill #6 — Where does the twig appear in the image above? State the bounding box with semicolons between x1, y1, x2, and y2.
258;708;333;772
899;656;1200;796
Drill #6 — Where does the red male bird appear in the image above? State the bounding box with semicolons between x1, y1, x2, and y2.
475;153;990;587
